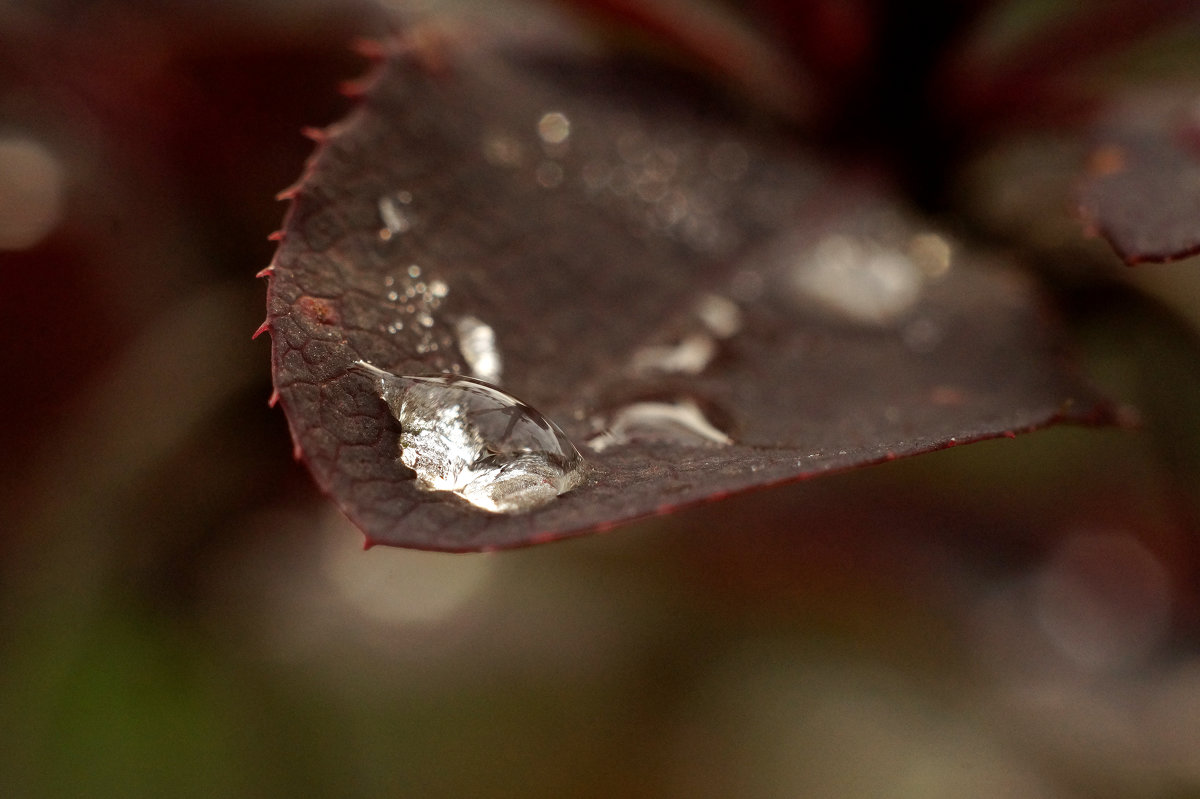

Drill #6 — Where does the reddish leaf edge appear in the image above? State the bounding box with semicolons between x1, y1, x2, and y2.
370;405;1128;553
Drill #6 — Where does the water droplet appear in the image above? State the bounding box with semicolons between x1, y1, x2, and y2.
378;194;412;239
454;316;503;384
694;293;742;339
407;264;422;279
587;400;732;452
907;232;953;278
353;362;584;514
630;334;716;375
537;111;571;145
416;312;434;328
429;279;449;298
386;290;399;302
791;234;923;325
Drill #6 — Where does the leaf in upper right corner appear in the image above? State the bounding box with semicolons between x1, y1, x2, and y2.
1078;90;1200;265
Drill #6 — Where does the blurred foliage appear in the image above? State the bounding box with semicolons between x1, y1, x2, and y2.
3;1;1200;797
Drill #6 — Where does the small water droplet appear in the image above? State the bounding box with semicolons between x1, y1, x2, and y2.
791;234;923;325
907;232;953;278
537;111;571;145
630;334;716;375
416;312;434;328
454;316;503;384
353;362;584;514
587;400;732;452
694;293;742;339
378;195;412;238
386;290;399;302
408;264;422;279
429;279;449;299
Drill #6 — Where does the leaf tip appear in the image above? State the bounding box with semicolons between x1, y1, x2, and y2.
301;126;328;144
267;230;285;242
255;265;274;279
252;319;270;340
268;388;280;409
351;36;387;63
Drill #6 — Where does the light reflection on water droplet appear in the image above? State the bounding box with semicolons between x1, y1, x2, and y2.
454;316;503;384
377;195;412;239
791;234;923;325
537;111;571;145
587;400;732;453
353;362;584;514
907;232;953;278
695;293;742;339
407;264;422;279
630;334;716;375
429;279;449;298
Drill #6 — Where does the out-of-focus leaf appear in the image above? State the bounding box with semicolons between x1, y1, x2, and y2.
1077;90;1200;264
264;14;1117;551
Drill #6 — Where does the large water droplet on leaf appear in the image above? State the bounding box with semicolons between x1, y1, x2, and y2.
353;361;584;514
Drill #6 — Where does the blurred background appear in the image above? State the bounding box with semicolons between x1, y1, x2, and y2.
3;1;1200;796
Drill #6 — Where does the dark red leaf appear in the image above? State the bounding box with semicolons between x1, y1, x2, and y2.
264;16;1117;551
1078;90;1200;264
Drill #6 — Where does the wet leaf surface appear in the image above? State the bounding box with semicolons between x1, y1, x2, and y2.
1078;90;1200;264
265;19;1117;551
